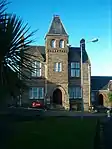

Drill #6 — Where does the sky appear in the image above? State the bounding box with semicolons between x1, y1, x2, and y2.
7;0;112;76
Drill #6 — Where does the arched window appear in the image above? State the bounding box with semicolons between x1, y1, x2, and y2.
51;39;56;48
59;39;64;48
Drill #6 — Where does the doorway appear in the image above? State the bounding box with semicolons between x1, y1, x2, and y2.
53;88;62;105
98;94;103;106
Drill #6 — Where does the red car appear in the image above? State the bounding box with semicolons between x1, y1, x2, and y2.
32;101;45;109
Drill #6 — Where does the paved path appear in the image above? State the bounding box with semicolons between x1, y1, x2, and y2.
43;110;107;117
2;107;107;117
102;117;112;149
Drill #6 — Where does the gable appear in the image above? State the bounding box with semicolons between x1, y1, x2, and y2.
26;46;46;62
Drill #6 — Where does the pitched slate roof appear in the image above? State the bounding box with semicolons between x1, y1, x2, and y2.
36;46;46;60
68;47;90;64
68;47;80;60
28;45;90;64
47;15;68;36
91;76;112;90
28;46;46;61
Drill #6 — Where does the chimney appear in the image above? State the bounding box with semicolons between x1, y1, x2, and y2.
80;38;85;50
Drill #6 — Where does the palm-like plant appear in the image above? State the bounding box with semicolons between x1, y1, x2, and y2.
0;0;9;15
0;0;36;102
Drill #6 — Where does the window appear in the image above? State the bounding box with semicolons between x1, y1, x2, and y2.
54;62;62;72
59;39;64;48
69;87;81;99
51;39;56;48
91;92;95;102
31;61;41;77
71;62;80;77
29;87;44;99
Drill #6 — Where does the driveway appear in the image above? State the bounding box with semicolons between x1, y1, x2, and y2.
7;107;108;117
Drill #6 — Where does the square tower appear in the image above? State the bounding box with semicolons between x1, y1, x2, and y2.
45;15;69;110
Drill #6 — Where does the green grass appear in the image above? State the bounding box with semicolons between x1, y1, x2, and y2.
3;117;97;149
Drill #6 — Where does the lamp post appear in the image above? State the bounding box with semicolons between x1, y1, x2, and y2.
80;38;98;114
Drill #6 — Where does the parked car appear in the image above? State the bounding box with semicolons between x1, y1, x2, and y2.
31;101;45;109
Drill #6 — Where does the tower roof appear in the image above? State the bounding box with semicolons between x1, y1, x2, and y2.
46;15;68;36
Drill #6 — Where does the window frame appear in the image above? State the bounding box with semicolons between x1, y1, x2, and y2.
70;62;80;77
51;39;56;48
29;87;44;99
69;86;81;99
31;61;42;77
54;62;62;72
59;39;64;48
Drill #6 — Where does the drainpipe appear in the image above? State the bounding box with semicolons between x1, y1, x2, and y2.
45;63;47;105
88;64;91;107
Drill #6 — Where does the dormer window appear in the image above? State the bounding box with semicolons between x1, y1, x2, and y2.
51;39;56;48
59;39;64;48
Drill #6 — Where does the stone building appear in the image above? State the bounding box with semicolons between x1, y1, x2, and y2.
91;76;112;107
22;15;91;111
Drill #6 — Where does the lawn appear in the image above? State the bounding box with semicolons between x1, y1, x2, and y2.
1;116;97;149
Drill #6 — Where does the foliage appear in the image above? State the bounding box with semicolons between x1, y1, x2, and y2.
108;91;112;103
0;0;37;100
0;0;9;15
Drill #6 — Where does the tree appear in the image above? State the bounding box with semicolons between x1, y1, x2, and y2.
0;0;37;104
108;91;112;107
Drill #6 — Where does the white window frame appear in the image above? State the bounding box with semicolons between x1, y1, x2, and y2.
69;87;81;99
51;39;56;48
31;61;41;77
29;87;44;99
70;62;80;77
54;62;62;72
59;39;64;48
